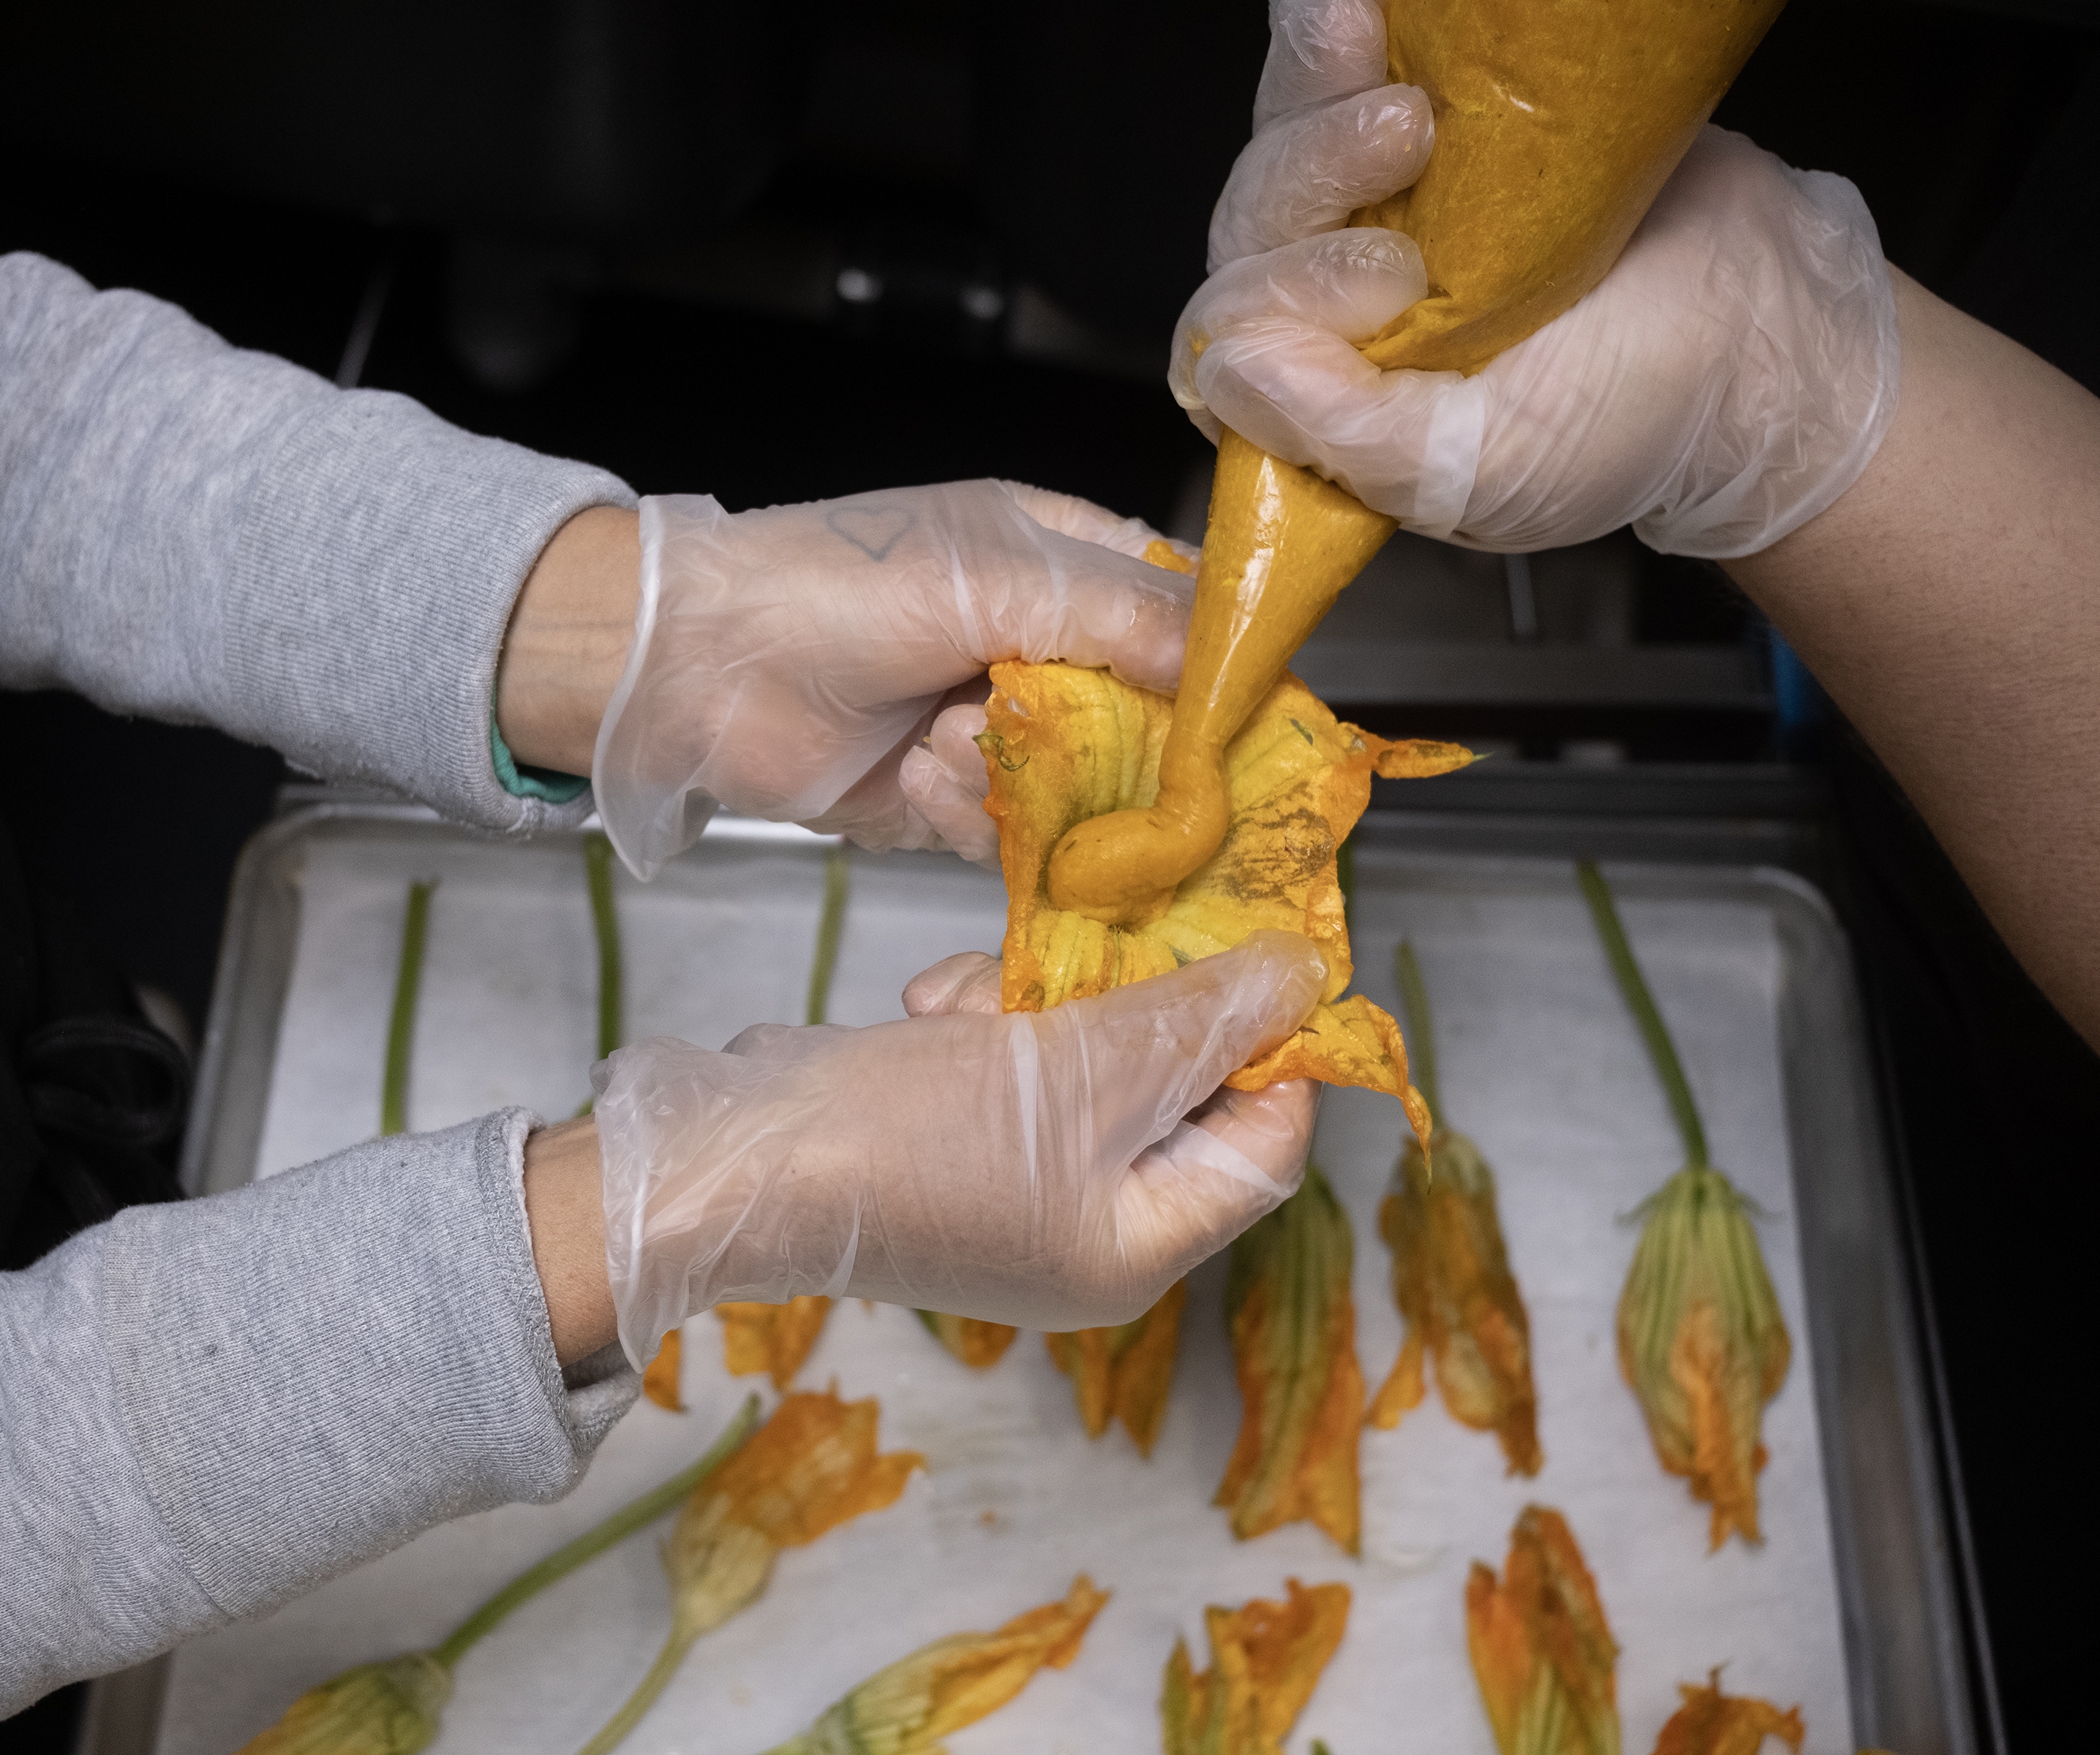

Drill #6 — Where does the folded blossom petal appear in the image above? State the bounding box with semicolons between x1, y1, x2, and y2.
1161;1577;1351;1755
1216;1166;1364;1554
1045;1278;1189;1456
764;1576;1109;1754
1467;1505;1620;1755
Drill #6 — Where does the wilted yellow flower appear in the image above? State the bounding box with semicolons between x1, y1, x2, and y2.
1618;1166;1791;1550
642;1329;685;1411
666;1389;922;1631
1370;1128;1541;1473
237;1656;449;1755
1577;861;1792;1552
582;1390;922;1755
917;1308;1019;1368
1160;1577;1350;1755
715;1295;835;1390
761;1575;1109;1754
1649;1671;1804;1755
1216;1167;1364;1555
1045;1278;1187;1456
1467;1505;1620;1755
979;658;1464;1134
1371;940;1540;1473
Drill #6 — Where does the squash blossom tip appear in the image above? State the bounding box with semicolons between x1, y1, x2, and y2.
1467;1505;1619;1755
917;1307;1019;1368
1650;1668;1804;1755
1160;1577;1351;1755
1046;1278;1188;1455
764;1576;1108;1754
715;1294;835;1391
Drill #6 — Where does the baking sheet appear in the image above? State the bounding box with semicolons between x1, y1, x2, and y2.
159;825;1859;1754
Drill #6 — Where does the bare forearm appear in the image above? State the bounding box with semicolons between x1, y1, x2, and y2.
1726;270;2100;1046
496;505;641;778
523;1117;620;1365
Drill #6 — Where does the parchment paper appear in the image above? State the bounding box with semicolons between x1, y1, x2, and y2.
162;829;1851;1755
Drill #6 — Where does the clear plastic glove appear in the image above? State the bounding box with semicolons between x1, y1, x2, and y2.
1207;0;1433;275
592;932;1325;1366
1174;2;1900;559
592;482;1197;878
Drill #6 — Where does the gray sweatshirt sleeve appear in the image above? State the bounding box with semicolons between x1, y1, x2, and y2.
0;249;638;832
0;1109;639;1714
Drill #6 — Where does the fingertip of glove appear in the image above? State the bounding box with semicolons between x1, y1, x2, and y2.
1214;929;1328;1039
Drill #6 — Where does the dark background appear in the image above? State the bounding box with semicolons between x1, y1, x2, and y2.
4;1;2095;1748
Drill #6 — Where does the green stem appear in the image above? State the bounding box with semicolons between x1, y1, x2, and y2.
381;879;436;1136
1576;861;1707;1169
432;1394;759;1669
585;831;623;1060
805;846;851;1026
576;1624;696;1755
1393;939;1441;1122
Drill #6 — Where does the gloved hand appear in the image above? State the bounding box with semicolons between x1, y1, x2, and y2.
592;481;1197;878
591;931;1325;1366
1173;1;1901;558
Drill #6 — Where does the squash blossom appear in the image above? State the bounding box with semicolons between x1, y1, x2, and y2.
1649;1670;1804;1755
1216;1166;1365;1555
1467;1505;1620;1755
916;1308;1018;1368
979;658;1468;1139
580;1390;922;1755
1045;1278;1187;1456
1578;863;1791;1550
238;1656;451;1755
236;1401;760;1755
1160;1577;1351;1755
759;1574;1108;1755
1369;943;1541;1474
715;1295;835;1390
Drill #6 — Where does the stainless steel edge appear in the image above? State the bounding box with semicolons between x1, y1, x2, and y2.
1758;869;1977;1755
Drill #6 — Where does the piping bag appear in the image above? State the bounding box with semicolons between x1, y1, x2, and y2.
1046;0;1788;926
